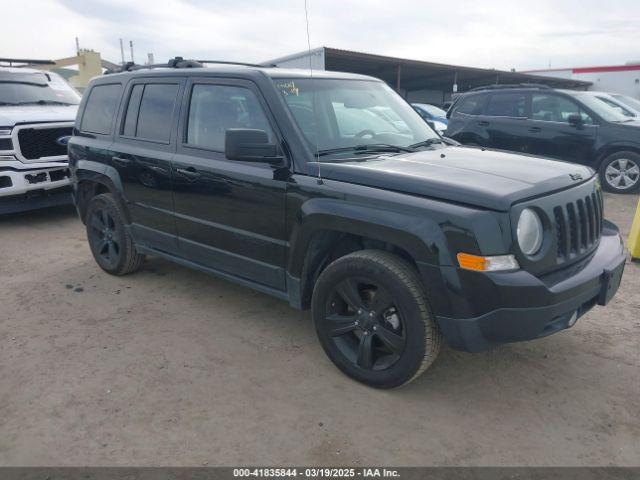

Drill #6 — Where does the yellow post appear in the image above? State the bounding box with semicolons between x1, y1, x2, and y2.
628;197;640;260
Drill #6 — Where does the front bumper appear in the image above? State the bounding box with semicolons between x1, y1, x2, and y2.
0;160;73;214
0;160;72;214
434;222;626;352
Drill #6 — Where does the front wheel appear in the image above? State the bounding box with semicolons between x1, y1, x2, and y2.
599;151;640;193
311;250;441;388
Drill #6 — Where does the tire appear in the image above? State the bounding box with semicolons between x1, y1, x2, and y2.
85;193;145;275
311;250;441;389
599;151;640;193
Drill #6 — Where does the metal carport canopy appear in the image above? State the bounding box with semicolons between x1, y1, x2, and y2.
320;47;592;94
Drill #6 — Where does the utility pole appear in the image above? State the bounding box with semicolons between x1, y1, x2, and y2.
129;41;134;63
75;37;80;55
119;38;125;65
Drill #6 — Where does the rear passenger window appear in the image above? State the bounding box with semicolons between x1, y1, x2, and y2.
485;93;527;117
134;84;179;142
454;95;485;115
81;84;121;135
186;84;273;152
122;84;144;137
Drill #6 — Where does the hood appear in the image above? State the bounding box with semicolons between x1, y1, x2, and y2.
0;105;78;127
614;119;640;129
317;146;594;211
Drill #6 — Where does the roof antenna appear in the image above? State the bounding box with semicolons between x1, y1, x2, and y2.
304;0;322;185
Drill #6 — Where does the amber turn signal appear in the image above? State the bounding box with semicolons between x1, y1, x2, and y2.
457;253;519;272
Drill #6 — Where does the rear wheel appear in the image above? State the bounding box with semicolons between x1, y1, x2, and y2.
311;250;441;388
599;151;640;193
85;193;145;275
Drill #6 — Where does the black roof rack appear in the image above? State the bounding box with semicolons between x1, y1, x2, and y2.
104;57;268;75
197;59;267;68
468;83;552;92
0;57;55;67
105;57;204;74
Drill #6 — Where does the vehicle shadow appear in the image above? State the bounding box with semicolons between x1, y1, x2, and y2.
0;204;78;225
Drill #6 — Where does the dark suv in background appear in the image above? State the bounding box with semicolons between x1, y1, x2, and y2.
69;61;625;388
446;85;640;193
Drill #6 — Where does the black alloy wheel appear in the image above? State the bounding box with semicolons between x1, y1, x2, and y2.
88;207;121;269
312;250;441;388
321;277;406;371
85;193;145;275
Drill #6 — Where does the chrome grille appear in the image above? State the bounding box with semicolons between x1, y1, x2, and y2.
553;189;603;263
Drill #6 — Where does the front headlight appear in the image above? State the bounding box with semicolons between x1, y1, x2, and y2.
517;208;543;256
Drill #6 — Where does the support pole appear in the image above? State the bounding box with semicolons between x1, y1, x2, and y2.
628;197;640;260
119;39;125;65
396;64;402;93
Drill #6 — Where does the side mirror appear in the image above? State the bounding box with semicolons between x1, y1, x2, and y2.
567;113;583;127
225;129;282;163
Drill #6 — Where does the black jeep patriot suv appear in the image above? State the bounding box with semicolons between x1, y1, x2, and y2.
69;60;626;388
445;84;640;193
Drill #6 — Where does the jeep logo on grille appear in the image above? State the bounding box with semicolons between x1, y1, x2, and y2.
56;135;71;146
569;173;583;181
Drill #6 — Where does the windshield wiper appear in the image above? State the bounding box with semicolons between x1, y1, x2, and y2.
318;143;416;157
409;138;444;149
15;100;76;106
0;101;18;106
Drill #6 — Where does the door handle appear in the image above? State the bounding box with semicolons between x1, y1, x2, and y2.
478;121;490;126
176;167;201;179
528;127;542;133
112;156;131;166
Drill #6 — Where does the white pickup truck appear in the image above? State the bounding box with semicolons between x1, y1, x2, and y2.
0;67;79;213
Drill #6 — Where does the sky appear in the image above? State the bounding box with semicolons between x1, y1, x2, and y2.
4;0;640;71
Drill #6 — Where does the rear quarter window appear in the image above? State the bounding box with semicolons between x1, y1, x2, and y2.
453;94;486;116
80;83;122;135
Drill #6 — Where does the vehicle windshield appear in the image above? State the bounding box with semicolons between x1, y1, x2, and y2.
595;95;636;117
612;94;640;113
414;103;447;118
569;92;631;122
273;78;439;157
0;71;80;106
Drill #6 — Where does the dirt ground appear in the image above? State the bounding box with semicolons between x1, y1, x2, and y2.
0;193;639;467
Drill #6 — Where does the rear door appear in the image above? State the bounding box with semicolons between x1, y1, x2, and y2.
526;92;598;163
481;91;531;153
110;77;184;253
171;77;287;291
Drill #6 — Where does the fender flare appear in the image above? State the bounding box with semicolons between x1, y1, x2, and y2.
594;142;640;168
287;197;453;279
74;160;129;222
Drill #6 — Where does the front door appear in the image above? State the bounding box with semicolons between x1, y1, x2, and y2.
526;92;598;163
171;78;288;291
481;91;531;154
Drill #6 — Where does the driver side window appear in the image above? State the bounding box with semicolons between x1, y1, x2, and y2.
531;94;593;124
186;84;273;152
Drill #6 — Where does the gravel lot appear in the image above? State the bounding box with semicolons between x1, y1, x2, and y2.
1;193;639;467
